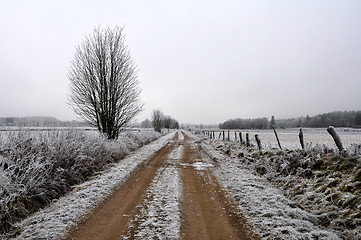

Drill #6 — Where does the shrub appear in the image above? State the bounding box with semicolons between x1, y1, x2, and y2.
0;129;160;234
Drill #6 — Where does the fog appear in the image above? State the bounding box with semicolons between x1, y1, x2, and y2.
1;0;360;124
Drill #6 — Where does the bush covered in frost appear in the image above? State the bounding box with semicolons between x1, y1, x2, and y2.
0;129;160;235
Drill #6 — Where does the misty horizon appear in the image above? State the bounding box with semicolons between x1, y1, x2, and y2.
1;109;361;127
1;1;361;124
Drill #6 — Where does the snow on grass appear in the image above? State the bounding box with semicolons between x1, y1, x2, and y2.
0;129;162;235
200;128;361;150
122;143;184;239
197;138;341;240
10;131;176;240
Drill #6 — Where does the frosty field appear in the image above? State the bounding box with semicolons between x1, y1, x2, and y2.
207;128;361;150
1;128;360;239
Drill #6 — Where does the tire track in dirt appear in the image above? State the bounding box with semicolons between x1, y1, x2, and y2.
122;141;183;239
65;132;179;240
65;131;259;240
180;132;259;240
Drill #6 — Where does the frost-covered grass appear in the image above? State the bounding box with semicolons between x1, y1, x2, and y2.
0;129;161;236
199;133;361;240
123;142;183;239
184;131;341;239
5;131;175;240
200;128;361;150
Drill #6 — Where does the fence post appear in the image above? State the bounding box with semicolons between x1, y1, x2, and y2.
223;131;225;141
218;131;221;140
299;128;305;150
235;131;237;142
327;126;344;151
246;133;250;147
239;132;243;144
272;125;282;150
255;134;262;152
227;129;230;141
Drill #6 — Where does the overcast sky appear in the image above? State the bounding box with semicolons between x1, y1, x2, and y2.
1;0;361;124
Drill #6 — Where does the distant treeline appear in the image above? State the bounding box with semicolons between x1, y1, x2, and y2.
219;111;361;129
219;117;269;129
0;116;87;127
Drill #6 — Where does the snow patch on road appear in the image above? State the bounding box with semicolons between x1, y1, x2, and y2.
177;131;184;142
11;132;176;240
123;144;183;239
180;162;213;171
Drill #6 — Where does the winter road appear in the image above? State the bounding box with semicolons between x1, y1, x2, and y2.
65;131;259;240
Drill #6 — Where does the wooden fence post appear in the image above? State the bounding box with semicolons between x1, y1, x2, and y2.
255;134;262;151
239;132;243;144
223;131;225;141
272;125;282;150
227;129;230;141
327;126;344;151
218;131;222;140
246;133;250;147
299;128;305;150
213;131;215;139
235;131;237;142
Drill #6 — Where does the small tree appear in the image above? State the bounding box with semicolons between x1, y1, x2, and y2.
68;26;143;139
151;109;163;133
140;119;152;128
163;116;172;129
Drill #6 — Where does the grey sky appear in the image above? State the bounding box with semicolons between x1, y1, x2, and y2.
1;0;361;124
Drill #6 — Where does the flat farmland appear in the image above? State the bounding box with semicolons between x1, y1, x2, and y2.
204;128;361;150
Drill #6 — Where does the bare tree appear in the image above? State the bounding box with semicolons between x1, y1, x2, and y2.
68;26;143;139
163;116;172;129
140;119;152;128
151;109;163;133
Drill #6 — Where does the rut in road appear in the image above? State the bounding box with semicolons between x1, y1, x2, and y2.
180;132;259;240
65;132;179;240
66;131;259;240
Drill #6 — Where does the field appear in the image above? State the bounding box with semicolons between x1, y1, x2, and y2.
1;128;360;240
202;128;361;150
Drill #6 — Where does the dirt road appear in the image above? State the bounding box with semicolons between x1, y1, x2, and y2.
65;131;258;240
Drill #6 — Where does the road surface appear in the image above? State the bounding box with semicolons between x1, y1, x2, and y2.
65;131;259;240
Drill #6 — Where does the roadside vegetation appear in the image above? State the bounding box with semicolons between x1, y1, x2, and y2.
206;136;361;239
0;129;160;235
